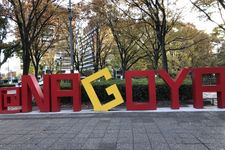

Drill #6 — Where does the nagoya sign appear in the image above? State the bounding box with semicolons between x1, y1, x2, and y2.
0;67;225;113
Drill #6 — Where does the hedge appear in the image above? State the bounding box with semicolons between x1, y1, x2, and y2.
61;79;193;104
0;84;16;88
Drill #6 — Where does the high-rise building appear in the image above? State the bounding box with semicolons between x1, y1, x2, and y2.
78;27;97;72
53;27;97;74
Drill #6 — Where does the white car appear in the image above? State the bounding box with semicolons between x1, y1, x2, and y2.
16;79;43;87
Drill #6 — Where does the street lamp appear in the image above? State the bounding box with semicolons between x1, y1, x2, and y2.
59;56;63;71
0;51;1;79
68;0;75;73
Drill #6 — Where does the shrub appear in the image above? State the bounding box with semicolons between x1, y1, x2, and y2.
0;84;16;88
77;79;192;103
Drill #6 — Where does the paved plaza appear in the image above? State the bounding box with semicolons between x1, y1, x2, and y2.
0;112;225;150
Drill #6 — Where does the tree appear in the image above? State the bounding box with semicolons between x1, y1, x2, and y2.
167;24;214;73
92;26;114;71
88;25;114;72
108;17;147;77
83;0;115;72
56;2;89;72
0;3;19;69
0;42;20;68
216;42;225;66
30;6;62;78
85;0;146;77
99;33;114;69
125;21;212;72
40;49;56;74
119;0;181;72
191;0;225;31
122;21;162;70
5;0;60;75
0;4;7;47
211;26;225;66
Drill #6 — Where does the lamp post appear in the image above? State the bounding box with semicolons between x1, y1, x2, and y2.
0;51;1;79
59;56;63;71
68;0;75;73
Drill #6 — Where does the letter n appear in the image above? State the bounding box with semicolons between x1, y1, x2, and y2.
22;75;51;112
192;67;225;108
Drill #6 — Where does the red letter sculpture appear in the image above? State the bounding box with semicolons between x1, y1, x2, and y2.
126;70;156;110
0;87;21;113
192;67;225;108
158;68;190;109
51;74;81;112
22;75;51;112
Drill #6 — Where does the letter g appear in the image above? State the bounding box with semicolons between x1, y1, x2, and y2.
81;68;124;111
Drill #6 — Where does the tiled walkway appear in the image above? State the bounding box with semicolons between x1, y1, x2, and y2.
0;112;225;150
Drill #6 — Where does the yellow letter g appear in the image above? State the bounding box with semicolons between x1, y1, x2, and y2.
81;68;124;111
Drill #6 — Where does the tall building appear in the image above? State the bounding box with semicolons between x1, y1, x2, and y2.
53;28;97;74
78;27;97;72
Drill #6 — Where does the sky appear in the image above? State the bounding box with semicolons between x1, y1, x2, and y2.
0;0;224;75
177;0;222;33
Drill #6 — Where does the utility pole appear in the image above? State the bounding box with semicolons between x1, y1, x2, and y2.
0;51;1;79
68;0;75;73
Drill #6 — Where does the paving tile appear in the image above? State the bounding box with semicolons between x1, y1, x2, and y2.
117;137;133;143
71;137;88;144
49;142;83;149
0;135;24;144
148;133;167;143
0;112;225;150
134;143;151;150
102;137;118;143
179;138;201;144
0;144;40;150
89;133;105;138
169;144;208;150
82;142;99;149
151;143;170;150
98;143;117;150
116;143;133;150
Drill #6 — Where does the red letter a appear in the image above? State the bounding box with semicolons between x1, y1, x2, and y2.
51;74;81;112
192;67;225;108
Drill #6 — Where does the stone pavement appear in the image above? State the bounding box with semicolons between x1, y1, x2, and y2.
0;112;225;150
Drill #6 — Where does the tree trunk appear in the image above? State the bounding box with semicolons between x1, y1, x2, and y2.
23;57;30;75
94;27;100;72
22;43;31;75
158;33;168;72
74;55;80;72
153;53;159;70
75;64;79;71
121;61;126;79
94;63;98;72
34;65;39;79
161;43;168;72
